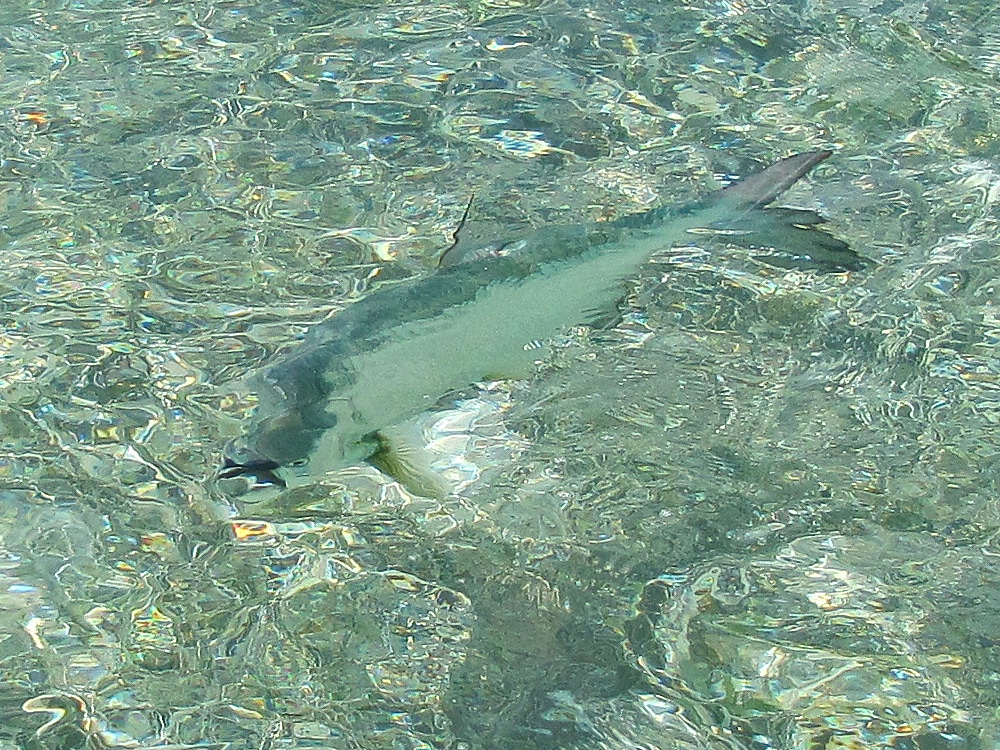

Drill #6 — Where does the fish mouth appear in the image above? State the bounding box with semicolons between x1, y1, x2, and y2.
218;408;338;490
219;451;287;488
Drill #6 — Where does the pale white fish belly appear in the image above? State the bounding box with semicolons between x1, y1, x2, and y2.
302;227;682;478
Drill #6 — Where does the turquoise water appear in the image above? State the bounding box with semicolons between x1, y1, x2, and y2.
0;0;998;747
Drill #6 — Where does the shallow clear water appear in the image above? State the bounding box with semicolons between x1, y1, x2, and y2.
0;0;998;747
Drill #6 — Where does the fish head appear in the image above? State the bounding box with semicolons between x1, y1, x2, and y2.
219;410;328;488
219;406;385;489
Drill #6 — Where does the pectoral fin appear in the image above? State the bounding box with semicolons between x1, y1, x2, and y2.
368;425;454;499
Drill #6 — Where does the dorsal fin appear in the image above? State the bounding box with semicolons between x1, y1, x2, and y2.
437;195;533;269
437;194;476;268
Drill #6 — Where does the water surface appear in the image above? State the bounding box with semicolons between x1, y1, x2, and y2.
0;0;998;747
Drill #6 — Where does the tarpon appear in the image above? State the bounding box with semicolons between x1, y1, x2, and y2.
221;150;864;491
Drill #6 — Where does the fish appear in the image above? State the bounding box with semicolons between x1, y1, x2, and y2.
220;150;865;492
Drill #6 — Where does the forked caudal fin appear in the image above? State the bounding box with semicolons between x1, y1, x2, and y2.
720;150;833;209
706;150;864;273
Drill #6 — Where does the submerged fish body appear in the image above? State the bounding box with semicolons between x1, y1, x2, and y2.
222;151;863;489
